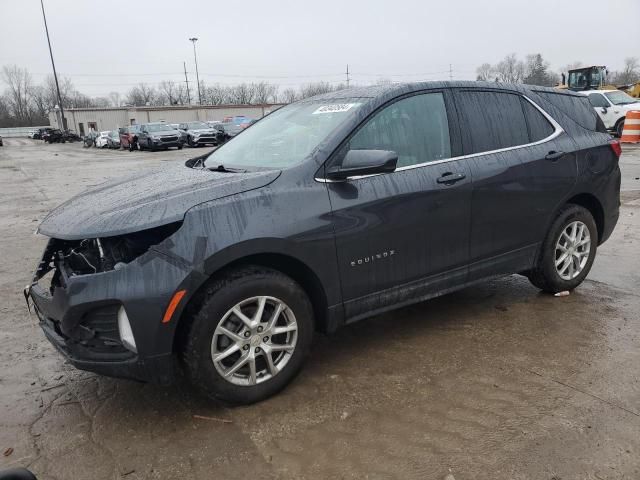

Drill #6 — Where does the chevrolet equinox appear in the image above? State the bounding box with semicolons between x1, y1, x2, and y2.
26;82;621;404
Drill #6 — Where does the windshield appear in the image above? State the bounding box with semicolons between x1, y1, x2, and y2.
605;91;638;105
204;101;363;168
145;123;174;132
187;121;209;129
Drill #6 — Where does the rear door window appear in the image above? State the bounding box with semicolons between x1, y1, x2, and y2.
348;92;451;168
454;90;529;154
520;98;555;142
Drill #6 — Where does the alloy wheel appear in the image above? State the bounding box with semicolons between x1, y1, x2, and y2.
211;296;298;386
554;220;591;280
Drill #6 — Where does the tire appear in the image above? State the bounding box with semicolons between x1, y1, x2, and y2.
181;266;314;405
177;145;183;150
615;118;625;138
527;204;598;293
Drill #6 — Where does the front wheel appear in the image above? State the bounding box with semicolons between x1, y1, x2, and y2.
615;118;625;138
527;204;597;293
181;267;314;405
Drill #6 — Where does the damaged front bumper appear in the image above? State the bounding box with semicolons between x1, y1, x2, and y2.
25;233;193;385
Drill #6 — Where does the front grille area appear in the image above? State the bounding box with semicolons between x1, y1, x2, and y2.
160;136;178;142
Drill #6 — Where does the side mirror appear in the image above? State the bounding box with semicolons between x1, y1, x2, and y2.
326;149;398;181
601;107;608;114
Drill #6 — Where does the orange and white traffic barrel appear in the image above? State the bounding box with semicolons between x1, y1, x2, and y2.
620;110;640;143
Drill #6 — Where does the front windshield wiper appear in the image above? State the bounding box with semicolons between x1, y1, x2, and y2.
207;164;247;173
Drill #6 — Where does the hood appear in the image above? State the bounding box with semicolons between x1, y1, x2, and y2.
38;164;280;240
622;102;640;111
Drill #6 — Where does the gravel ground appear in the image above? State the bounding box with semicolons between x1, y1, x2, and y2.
1;138;639;480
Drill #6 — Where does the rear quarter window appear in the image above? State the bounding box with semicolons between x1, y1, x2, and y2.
535;91;600;132
520;98;555;142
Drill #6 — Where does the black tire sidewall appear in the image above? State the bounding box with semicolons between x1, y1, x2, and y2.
616;119;625;138
184;269;314;405
538;205;598;292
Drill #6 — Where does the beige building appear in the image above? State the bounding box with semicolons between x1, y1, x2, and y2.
49;104;285;135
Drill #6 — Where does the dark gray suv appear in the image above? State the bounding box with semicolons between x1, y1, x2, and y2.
26;82;621;404
138;122;183;151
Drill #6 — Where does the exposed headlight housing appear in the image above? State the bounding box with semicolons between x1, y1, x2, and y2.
117;306;137;353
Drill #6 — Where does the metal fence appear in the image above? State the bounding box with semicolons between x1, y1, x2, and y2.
0;126;50;138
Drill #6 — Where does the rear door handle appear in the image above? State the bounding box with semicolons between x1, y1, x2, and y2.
545;151;565;161
437;172;466;184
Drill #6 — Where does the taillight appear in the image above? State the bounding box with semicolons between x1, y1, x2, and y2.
609;139;622;158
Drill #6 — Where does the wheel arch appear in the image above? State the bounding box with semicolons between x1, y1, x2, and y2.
172;249;332;354
565;193;605;243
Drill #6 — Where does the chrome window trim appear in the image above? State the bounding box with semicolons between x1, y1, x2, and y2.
315;94;564;183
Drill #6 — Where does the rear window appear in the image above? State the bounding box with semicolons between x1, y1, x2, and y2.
535;91;600;131
520;98;555;142
455;90;529;154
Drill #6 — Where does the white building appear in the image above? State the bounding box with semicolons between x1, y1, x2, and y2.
49;104;285;135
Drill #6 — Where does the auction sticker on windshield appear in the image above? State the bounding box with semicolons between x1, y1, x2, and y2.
312;103;360;114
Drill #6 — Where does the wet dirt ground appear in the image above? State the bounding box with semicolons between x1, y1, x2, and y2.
0;138;639;480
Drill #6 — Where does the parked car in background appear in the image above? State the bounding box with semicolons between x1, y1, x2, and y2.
217;121;244;142
26;82;621;405
138;123;183;151
43;129;65;143
106;130;121;149
119;125;142;151
578;89;640;137
170;124;188;145
27;130;38;139
178;121;220;147
36;127;54;140
95;131;112;148
64;130;82;142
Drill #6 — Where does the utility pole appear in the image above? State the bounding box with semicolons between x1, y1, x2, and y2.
40;0;66;129
449;64;453;80
189;37;201;105
346;64;350;88
183;61;191;105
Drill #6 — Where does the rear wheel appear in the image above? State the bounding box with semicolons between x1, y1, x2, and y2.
181;266;314;405
527;204;597;293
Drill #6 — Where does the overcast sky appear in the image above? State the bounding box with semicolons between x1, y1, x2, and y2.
1;0;638;97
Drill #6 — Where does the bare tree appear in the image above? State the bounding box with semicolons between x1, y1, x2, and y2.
126;83;157;106
612;57;640;85
31;85;50;119
203;83;229;105
44;75;75;109
299;81;335;99
2;65;34;122
475;63;495;82
228;83;254;104
495;53;525;83
158;80;182;105
253;82;278;104
281;88;298;103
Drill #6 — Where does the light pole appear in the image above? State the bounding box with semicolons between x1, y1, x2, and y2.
40;0;66;129
189;37;201;105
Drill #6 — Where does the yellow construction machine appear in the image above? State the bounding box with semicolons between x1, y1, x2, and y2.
558;65;639;98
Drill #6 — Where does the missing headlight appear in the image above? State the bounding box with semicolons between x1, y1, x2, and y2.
37;222;181;283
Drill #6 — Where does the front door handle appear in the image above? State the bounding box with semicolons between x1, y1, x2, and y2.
545;151;565;161
437;172;466;184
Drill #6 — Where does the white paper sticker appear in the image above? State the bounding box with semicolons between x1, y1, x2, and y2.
312;103;359;115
